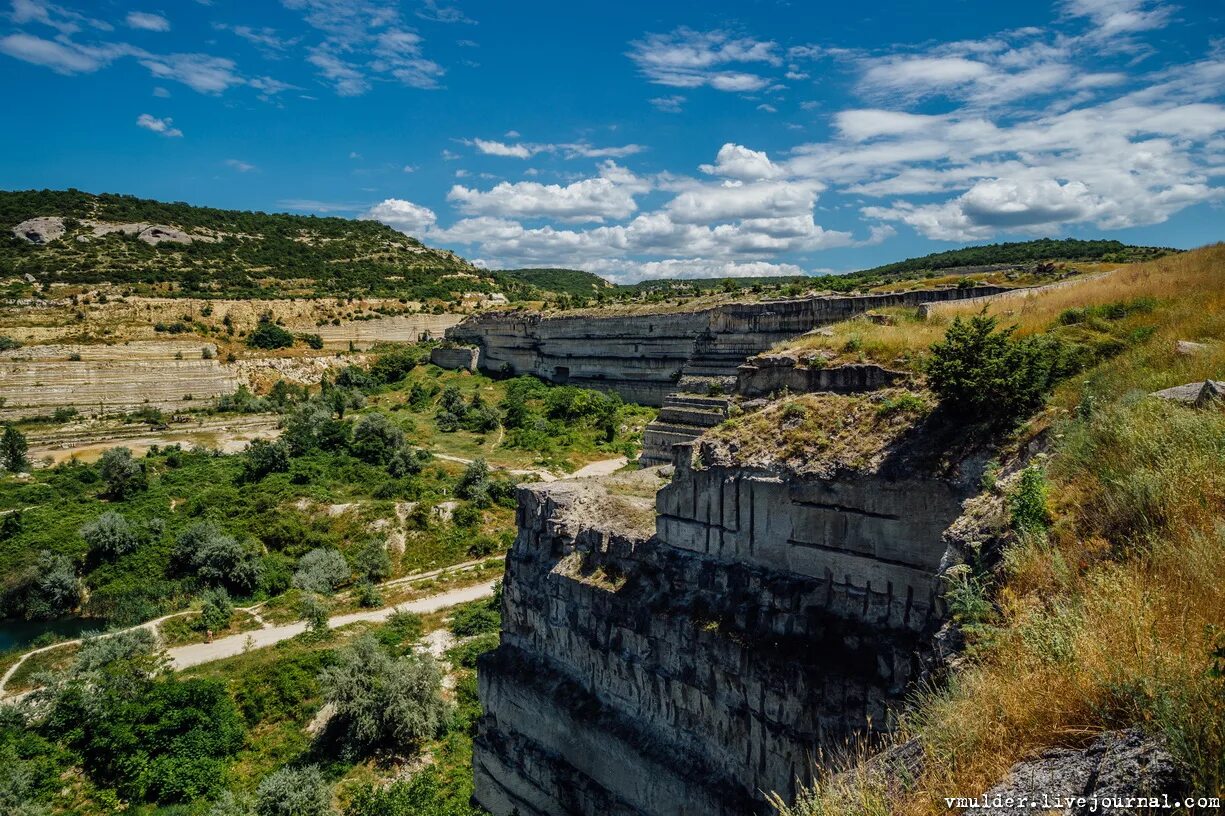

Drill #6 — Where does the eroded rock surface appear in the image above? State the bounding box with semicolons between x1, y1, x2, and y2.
963;729;1188;815
474;428;984;815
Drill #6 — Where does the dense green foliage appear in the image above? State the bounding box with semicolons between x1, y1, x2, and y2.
246;319;296;350
34;630;244;804
1;426;28;472
0;189;482;299
926;313;1080;424
493;267;612;299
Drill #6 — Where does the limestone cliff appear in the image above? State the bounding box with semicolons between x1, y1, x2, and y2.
473;406;987;815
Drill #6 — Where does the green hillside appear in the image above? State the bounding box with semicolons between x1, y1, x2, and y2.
0;189;486;301
494;268;613;299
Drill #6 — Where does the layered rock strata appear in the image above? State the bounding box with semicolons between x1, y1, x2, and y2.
474;438;980;816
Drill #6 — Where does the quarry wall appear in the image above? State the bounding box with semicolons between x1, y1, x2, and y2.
474;442;977;816
447;286;1008;408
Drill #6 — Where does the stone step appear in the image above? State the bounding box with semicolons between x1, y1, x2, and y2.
657;405;727;428
663;393;731;410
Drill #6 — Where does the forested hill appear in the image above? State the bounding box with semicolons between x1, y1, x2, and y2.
851;238;1174;279
0;189;484;301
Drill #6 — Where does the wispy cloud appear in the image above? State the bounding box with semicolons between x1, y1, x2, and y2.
465;138;646;160
224;158;256;172
136;113;182;137
125;11;170;32
627;28;781;92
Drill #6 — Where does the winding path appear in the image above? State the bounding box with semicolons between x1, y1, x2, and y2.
0;572;495;699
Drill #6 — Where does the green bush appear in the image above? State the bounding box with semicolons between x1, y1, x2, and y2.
292;548;349;593
1009;465;1050;536
345;767;482;816
255;765;332;816
246;319;294;350
198;586;233;632
926;313;1076;425
349;413;405;464
172;521;263;595
99;447;146;498
449;597;500;638
80;511;138;558
242;438;290;482
319;636;446;758
39;632;244;804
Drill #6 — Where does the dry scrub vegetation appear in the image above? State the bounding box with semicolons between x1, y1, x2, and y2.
778;244;1225;815
780;246;1225;373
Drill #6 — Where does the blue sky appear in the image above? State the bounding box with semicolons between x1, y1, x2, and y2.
1;0;1222;282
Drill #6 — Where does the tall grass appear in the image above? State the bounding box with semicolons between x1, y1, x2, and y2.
781;244;1225;373
779;244;1225;814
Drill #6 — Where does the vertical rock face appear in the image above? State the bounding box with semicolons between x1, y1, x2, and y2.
474;443;979;816
447;287;1009;410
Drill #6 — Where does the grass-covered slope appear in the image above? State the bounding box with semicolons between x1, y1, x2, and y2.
0;189;484;300
777;243;1225;814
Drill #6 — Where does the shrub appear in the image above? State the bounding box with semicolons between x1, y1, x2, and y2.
10;550;80;619
1;426;29;472
283;403;349;455
374;611;423;650
1009;465;1049;536
455;459;491;505
344;768;482;816
292;548;349;593
355;581;383;608
80;511;138;558
449;597;500;637
246;319;294;350
242;438;290;482
198;587;233;632
173;521;263;595
255;765;332;816
40;633;243;804
926;312;1076;425
387;444;428;478
349;413;405;464
298;593;330;635
351;539;391;583
320;637;445;757
99;447;146;499
300;333;324;350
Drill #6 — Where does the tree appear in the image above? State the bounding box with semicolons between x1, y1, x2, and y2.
173;521;262;594
199;587;233;632
292;548;349;593
387;444;428;479
1;425;28;472
349;413;405;465
297;593;330;636
351;539;391;583
283;403;349;455
456;458;491;506
80;511;138;558
319;636;445;758
926;313;1076;425
255;765;333;816
13;550;80;619
243;438;290;481
99;447;146;499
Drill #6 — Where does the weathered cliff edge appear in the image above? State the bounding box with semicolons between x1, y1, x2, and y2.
473;425;986;816
446;287;1008;408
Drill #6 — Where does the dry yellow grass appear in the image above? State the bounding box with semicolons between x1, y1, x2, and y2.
782;243;1225;815
779;244;1225;371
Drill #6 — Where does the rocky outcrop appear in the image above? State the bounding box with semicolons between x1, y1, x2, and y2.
474;423;985;815
963;729;1188;815
11;217;66;244
737;356;910;398
430;345;480;371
